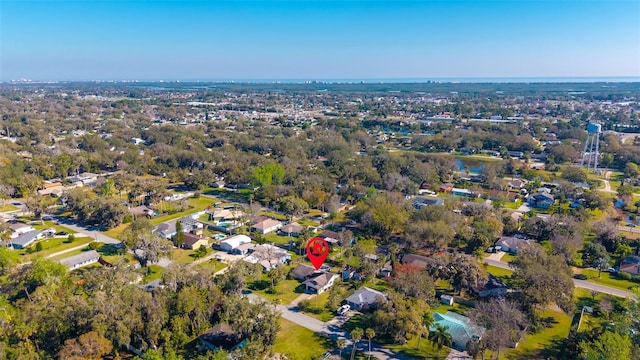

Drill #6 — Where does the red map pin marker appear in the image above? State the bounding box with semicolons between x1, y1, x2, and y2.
306;237;329;270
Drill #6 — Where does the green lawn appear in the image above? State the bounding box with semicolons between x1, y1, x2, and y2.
259;211;288;221
102;223;129;240
580;269;639;291
170;248;200;264
304;209;324;218
150;197;217;225
32;221;77;234
248;275;306;305
192;259;227;273
502;200;522;210
386;334;450;360
0;204;19;212
297;219;320;227
264;232;292;246
273;318;333;360
484;264;514;278
142;265;165;282
500;253;517;263
49;248;86;260
300;291;335;322
502;308;572;359
22;236;93;260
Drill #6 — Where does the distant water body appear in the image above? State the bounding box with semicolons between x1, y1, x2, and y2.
165;77;639;84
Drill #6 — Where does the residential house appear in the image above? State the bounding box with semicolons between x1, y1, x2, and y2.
60;250;101;270
620;256;640;275
303;272;338;294
182;233;208;250
452;188;481;199
291;263;319;281
413;197;445;210
243;244;291;270
178;216;203;234
251;218;283;235
153;222;176;239
507;179;526;190
439;183;454;193
432;312;485;351
400;253;431;269
379;262;393;277
487;190;518;202
472;274;509;298
234;242;255;255
528;192;555;209
219;234;252;253
8;230;41;249
279;222;304;237
346;287;387;311
317;230;350;246
197;323;247;352
496;236;531;254
9;222;35;238
139;279;165;292
128;205;155;217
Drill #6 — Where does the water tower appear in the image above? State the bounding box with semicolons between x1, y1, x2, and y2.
580;123;601;172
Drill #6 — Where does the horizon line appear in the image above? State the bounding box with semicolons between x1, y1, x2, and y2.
4;76;640;85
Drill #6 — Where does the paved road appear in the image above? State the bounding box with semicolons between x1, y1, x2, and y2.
483;258;636;299
246;293;415;360
54;217;121;245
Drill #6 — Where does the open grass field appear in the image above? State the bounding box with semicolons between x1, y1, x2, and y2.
273;318;333;360
299;291;335;322
192;259;227;273
102;223;129;240
264;232;292;246
150;197;217;225
0;204;19;212
484;264;514;278
386;334;450;360
21;236;93;260
142;265;165;282
502;308;572;359
248;274;306;305
259;211;288;221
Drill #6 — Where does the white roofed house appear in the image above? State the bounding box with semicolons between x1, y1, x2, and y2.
60;250;101;270
9;223;35;238
219;234;252;253
243;244;291;271
346;286;388;311
251;218;283;235
6;230;42;249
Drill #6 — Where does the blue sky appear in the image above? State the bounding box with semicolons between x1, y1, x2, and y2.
1;0;639;81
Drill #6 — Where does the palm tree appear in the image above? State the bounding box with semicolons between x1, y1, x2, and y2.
428;324;452;360
350;327;363;360
417;312;434;350
336;339;346;358
365;328;375;359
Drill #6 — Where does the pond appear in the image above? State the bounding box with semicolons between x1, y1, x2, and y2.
455;158;486;174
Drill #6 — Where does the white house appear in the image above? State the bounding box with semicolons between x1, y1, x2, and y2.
244;244;291;270
219;235;252;253
60;250;101;270
251;218;283;234
9;223;35;238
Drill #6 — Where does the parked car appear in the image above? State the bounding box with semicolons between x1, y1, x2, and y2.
574;274;588;280
607;268;618;273
337;304;350;315
56;231;68;236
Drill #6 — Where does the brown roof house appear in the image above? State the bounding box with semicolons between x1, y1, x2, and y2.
620;256;640;275
291;263;319;281
303;272;338;294
182;233;209;250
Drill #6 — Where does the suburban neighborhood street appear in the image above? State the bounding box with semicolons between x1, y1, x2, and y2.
246;293;417;360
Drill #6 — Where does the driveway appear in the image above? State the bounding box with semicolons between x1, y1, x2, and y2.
246;293;416;360
54;216;121;245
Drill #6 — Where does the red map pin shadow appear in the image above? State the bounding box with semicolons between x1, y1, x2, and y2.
306;237;329;270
